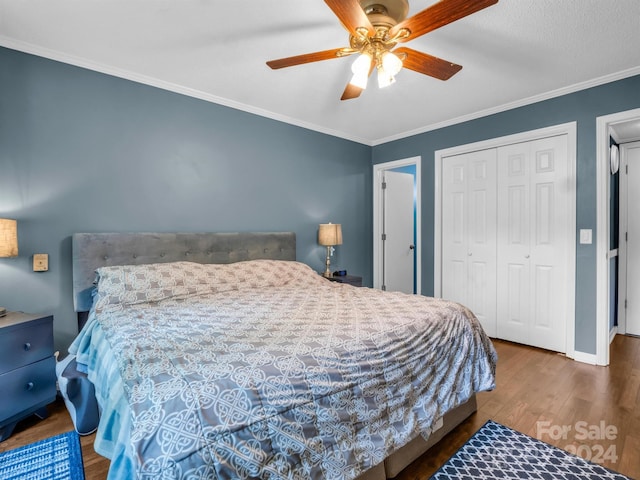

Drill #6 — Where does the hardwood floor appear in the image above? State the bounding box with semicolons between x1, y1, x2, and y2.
1;336;639;479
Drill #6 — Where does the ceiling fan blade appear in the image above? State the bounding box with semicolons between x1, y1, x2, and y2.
267;48;352;69
395;47;462;80
390;0;498;42
325;0;375;37
341;83;364;100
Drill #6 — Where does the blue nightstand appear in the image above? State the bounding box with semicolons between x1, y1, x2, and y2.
325;274;363;287
0;312;57;441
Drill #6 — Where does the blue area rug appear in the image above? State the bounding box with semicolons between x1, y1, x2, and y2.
430;420;630;479
0;431;85;480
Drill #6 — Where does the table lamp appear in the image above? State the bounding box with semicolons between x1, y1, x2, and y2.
0;218;18;317
318;223;342;278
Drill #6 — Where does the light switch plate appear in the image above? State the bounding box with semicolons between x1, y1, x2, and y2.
33;253;49;272
579;229;592;245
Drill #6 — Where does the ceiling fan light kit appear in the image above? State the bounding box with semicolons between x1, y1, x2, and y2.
266;0;499;100
349;52;403;90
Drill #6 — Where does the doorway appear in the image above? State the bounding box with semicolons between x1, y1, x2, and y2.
596;108;640;366
609;141;640;340
373;157;421;294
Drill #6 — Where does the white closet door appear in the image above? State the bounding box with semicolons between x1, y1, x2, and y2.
442;154;470;307
497;135;569;352
442;149;497;337
496;143;531;345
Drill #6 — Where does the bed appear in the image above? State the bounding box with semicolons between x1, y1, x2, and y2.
67;231;497;480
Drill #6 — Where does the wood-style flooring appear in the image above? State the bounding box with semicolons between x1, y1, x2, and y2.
1;336;639;479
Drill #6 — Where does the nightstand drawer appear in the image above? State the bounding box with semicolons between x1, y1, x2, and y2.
0;356;57;424
0;318;53;372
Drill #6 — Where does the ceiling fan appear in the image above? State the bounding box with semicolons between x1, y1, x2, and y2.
266;0;498;100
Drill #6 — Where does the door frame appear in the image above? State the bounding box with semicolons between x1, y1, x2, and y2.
596;108;640;366
373;156;421;292
434;122;577;358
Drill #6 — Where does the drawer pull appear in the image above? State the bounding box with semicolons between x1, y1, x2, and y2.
26;382;35;391
24;342;31;351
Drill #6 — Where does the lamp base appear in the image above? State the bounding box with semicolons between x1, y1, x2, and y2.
323;246;332;278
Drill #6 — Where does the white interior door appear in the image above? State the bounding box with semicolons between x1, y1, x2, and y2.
497;135;569;352
618;143;628;335
442;149;497;336
383;171;415;293
625;142;640;335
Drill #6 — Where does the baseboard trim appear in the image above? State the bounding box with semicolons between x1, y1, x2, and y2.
572;350;598;365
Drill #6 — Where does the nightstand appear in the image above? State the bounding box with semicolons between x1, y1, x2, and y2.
326;274;363;287
0;312;56;441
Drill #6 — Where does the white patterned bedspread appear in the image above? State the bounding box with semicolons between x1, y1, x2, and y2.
71;260;497;480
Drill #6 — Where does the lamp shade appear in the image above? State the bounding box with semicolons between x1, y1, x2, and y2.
318;223;343;246
0;218;18;257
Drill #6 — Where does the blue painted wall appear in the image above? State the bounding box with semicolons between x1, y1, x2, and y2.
0;47;372;352
2;44;639;357
372;74;640;355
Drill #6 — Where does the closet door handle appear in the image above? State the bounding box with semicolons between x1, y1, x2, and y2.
525;254;530;259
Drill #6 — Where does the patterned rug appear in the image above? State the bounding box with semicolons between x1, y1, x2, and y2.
0;431;85;480
430;420;631;479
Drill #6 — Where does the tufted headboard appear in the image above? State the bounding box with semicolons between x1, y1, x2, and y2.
72;232;296;315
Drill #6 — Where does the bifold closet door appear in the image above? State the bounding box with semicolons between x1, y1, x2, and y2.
496;135;569;352
441;149;497;337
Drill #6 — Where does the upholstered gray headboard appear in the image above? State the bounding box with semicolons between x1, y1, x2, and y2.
72;232;296;314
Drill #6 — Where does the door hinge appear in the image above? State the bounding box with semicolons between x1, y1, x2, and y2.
381;233;387;241
625;299;628;309
626;231;629;242
381;181;387;189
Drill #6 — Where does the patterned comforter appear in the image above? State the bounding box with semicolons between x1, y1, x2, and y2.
72;260;497;479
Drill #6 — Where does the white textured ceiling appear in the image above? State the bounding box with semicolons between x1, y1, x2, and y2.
1;0;639;145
